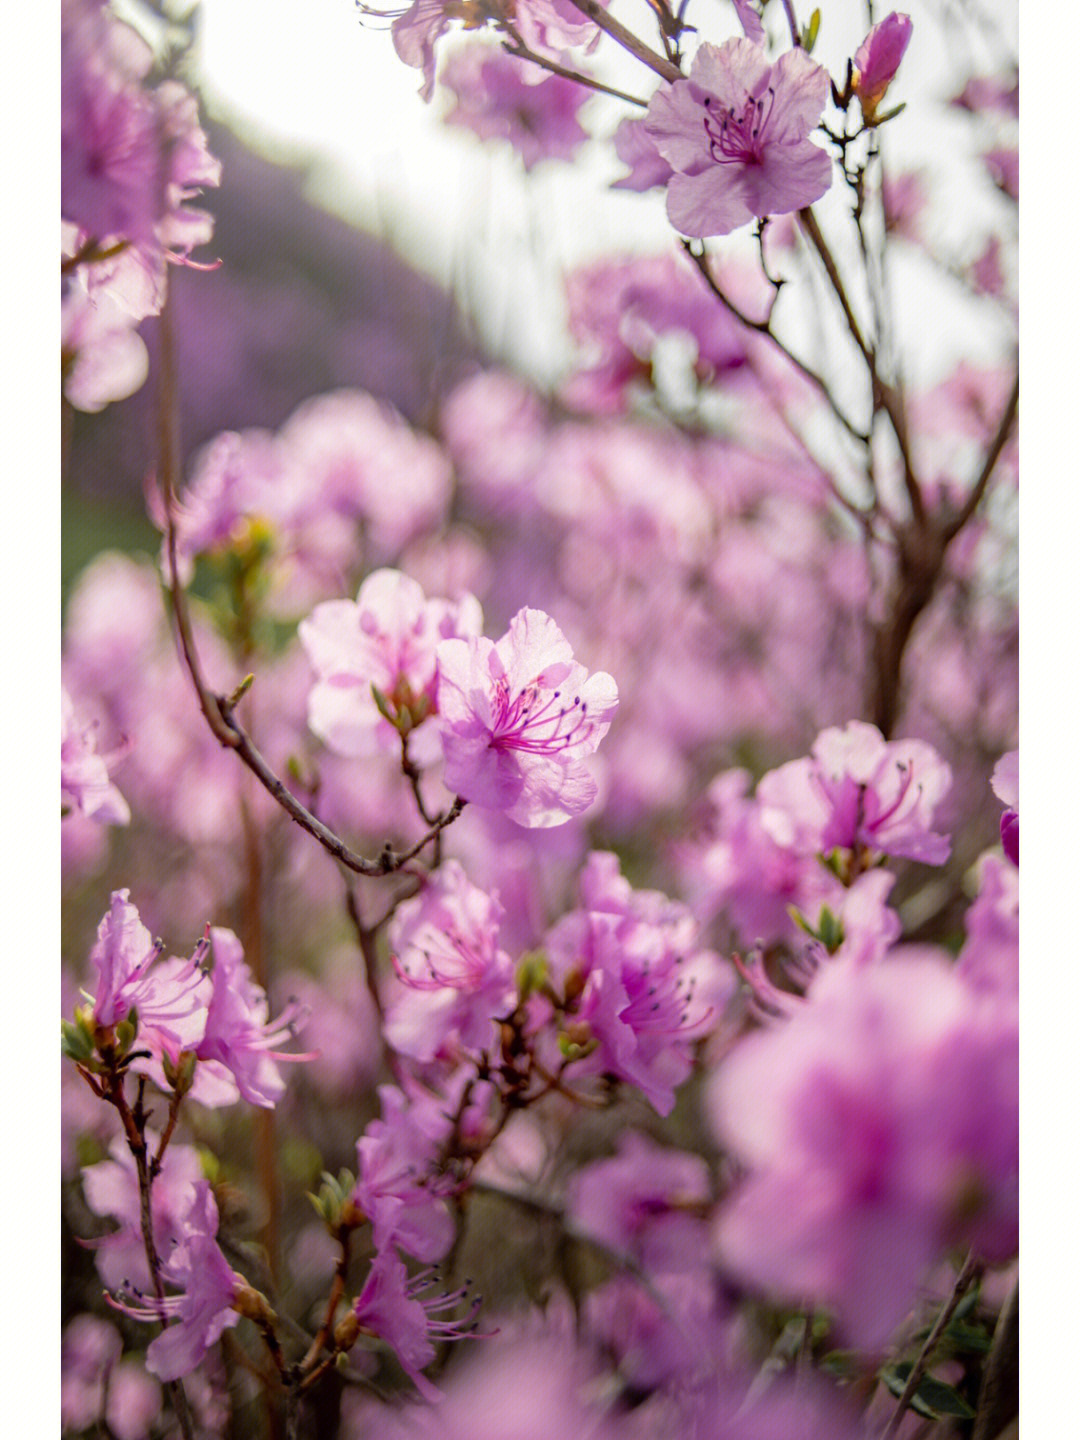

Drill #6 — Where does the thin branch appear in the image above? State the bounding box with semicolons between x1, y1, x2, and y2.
682;240;871;446
500;33;648;106
780;0;802;47
565;0;683;81
943;371;1019;541
798;206;927;528
880;1250;982;1440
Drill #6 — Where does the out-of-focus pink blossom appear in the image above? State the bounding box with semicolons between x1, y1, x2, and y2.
643;40;832;237
983;147;1018;200
389;0;603;103
62;687;130;824
88;890;211;1062
437;608;618;828
192;927;312;1109
711;957;1017;1348
952;71;1019;117
354;1084;457;1262
300;569;482;763
852;13;913;122
61;1315;123;1433
756;721;953;864
385;861;515;1063
352;1249;480;1401
543;853;721;1114
83;1134;205;1294
883;170;927;241
991;750;1018;864
441;44;589;170
611;116;673;192
957;853;1018;998
561;252;751;414
567;1132;711;1274
61;266;150;412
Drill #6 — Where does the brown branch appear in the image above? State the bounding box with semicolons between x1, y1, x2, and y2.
500;32;648;106
944;372;1019;541
565;0;683;81
798;206;927;528
682;240;871;446
880;1250;982;1440
301;1234;353;1372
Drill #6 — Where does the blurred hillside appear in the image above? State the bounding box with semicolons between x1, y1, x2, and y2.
63;119;481;593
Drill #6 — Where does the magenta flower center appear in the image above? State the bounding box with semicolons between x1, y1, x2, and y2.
490;677;596;755
702;87;776;167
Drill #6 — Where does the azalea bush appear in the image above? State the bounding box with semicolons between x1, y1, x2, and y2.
61;1;1018;1437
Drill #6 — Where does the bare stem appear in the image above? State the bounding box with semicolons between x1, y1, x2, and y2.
880;1250;982;1440
944;372;1019;541
107;1074;196;1440
501;32;648;106
565;0;683;81
798;206;926;527
682;240;870;446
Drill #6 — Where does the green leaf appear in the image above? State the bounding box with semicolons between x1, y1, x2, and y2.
880;1363;976;1420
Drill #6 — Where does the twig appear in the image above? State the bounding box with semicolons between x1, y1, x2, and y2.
682;240;871;446
880;1250;982;1440
798;206;927;528
565;0;683;81
500;32;648;107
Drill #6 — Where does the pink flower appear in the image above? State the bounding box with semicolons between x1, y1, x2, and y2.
388;0;602;103
116;1183;241;1382
566;1132;712;1274
731;0;765;45
62;687;130;824
88;891;211;1063
354;1084;457;1262
711;957;1017;1349
643;39;832;238
437;608;618;828
300;569;483;763
83;1134;204;1293
193;928;312;1109
543;853;718;1114
991;750;1018;865
852;13;913;122
561;252;751;414
352;1249;480;1401
440;45;590;170
386;862;516;1063
756;721;953;864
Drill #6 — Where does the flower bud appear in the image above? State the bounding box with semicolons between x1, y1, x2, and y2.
852;12;913;123
334;1310;361;1352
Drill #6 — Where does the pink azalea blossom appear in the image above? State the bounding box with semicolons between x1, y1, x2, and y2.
388;0;602;103
83;1134;205;1294
956;853;1018;999
352;1249;480;1401
440;44;590;170
88;891;211;1063
561;252;751;414
62;687;130;824
731;0;765;45
192;928;312;1109
437;608;618;827
566;1131;712;1274
756;720;953;864
385;861;516;1063
852;13;913;122
991;750;1018;865
300;569;483;763
711;957;1017;1349
116;1183;242;1382
543;853;718;1114
354;1084;457;1262
643;39;833;238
